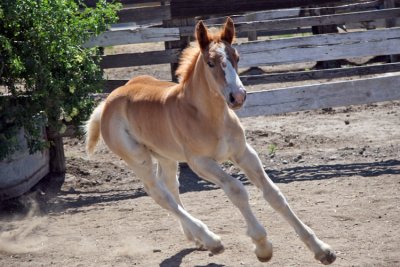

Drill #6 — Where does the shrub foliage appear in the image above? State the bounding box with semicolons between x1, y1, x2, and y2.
0;0;119;160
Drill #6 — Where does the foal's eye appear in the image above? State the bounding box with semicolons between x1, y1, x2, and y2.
207;61;215;68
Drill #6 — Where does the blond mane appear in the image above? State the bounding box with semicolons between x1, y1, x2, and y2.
176;28;226;84
176;44;201;84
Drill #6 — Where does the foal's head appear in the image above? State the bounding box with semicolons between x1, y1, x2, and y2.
195;18;247;110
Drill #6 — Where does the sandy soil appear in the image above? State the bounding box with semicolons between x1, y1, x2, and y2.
1;38;400;267
1;97;399;266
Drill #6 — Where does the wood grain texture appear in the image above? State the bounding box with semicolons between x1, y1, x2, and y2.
101;49;180;69
236;27;400;67
179;8;400;36
84;0;160;8
241;63;400;85
117;5;171;24
170;0;349;18
236;74;400;117
84;27;180;47
233;8;400;33
203;8;301;25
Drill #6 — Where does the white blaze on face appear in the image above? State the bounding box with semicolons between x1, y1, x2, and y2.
216;45;244;91
224;59;244;90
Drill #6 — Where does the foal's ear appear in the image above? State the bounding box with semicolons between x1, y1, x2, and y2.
221;17;235;44
196;20;210;51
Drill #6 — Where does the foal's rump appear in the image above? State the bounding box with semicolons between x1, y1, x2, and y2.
85;75;182;159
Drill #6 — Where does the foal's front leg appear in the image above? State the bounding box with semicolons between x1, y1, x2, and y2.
188;156;273;262
232;143;336;265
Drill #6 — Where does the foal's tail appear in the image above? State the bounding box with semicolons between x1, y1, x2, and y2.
85;101;105;156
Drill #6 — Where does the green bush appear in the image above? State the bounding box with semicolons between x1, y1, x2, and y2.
0;0;120;160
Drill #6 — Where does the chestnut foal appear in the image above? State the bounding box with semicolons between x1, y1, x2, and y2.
85;18;336;264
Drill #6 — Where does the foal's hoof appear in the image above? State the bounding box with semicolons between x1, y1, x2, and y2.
315;248;336;265
257;254;273;263
254;244;272;262
209;244;225;255
254;239;273;262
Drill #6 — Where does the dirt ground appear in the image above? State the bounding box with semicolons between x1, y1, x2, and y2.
1;97;399;266
1;40;400;266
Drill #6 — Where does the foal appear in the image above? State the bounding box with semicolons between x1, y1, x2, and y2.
85;18;336;264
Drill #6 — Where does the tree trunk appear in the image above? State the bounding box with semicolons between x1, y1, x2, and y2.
47;127;66;174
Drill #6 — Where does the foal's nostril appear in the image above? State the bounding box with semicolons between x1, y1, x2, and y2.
229;92;235;104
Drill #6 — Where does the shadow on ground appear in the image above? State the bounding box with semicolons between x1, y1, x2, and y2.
1;159;398;219
267;159;400;183
159;247;225;267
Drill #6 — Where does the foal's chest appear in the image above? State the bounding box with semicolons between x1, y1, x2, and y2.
214;119;246;162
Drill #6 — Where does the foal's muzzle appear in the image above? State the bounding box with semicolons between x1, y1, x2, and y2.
228;88;247;109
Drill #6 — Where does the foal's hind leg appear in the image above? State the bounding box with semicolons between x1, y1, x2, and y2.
113;143;223;253
103;121;223;254
232;144;336;265
155;157;196;243
136;157;223;254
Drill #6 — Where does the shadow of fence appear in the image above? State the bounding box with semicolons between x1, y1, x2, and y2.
268;159;400;183
178;159;400;192
1;159;398;219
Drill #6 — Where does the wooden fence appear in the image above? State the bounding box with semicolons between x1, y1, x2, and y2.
2;0;400;199
85;0;400;118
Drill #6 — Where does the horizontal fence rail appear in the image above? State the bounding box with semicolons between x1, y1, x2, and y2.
237;27;400;67
100;49;181;68
84;27;180;47
233;8;400;33
95;27;400;69
240;62;400;85
117;5;171;24
82;0;400;109
170;0;352;18
236;74;400;117
178;8;400;36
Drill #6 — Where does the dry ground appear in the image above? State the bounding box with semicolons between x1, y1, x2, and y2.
1;99;399;267
1;41;400;267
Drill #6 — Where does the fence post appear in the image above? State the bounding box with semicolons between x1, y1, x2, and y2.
163;18;194;82
384;0;399;62
247;13;258;41
310;5;341;69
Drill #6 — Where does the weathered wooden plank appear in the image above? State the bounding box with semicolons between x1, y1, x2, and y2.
236;74;400;117
241;63;400;85
298;0;383;14
103;62;400;91
204;8;301;25
84;27;180;47
118;5;171;24
236;27;400;67
84;0;161;8
170;0;349;18
330;0;382;13
180;8;400;36
101;49;180;69
233;8;400;33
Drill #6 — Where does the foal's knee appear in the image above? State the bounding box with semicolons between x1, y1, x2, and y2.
263;186;288;212
224;179;248;207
